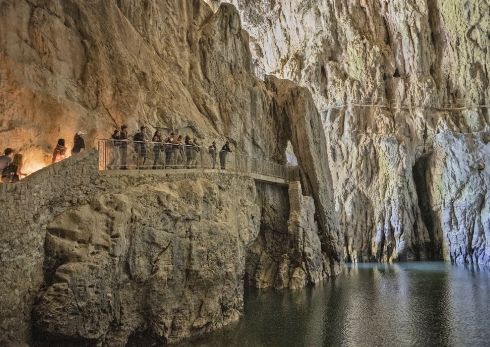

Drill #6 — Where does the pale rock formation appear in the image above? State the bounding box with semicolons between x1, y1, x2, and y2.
267;77;342;274
429;132;490;264
206;0;490;264
1;2;343;344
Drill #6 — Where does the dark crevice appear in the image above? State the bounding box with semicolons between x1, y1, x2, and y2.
413;154;443;260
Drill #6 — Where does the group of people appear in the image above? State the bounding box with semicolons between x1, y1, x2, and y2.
51;131;86;164
106;125;232;170
1;131;85;183
0;148;26;183
1;124;233;183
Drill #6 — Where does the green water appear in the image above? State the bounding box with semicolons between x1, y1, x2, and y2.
177;262;490;347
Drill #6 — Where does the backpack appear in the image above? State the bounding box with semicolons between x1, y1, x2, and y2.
133;132;144;142
2;164;17;183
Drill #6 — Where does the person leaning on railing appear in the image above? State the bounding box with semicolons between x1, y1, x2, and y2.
133;126;148;169
219;141;232;169
120;125;129;170
189;138;201;168
107;129;121;170
172;135;184;168
208;141;217;169
152;130;163;169
163;132;175;168
185;135;192;168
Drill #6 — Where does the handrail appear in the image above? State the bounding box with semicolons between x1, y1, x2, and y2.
97;139;296;181
318;97;489;112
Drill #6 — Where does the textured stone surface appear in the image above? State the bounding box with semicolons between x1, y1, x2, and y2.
0;0;278;170
206;0;490;264
245;181;325;290
1;151;261;346
429;132;490;264
34;173;260;346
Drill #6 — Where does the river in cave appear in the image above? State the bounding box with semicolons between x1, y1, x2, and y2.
176;262;490;347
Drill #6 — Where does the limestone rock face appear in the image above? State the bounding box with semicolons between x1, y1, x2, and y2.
1;1;344;344
246;182;324;290
0;151;267;346
34;178;260;346
0;0;280;170
206;0;490;264
429;132;490;264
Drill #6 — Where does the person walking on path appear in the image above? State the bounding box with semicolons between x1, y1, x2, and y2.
107;129;120;170
120;125;128;169
152;130;163;169
208;141;217;169
71;131;85;154
219;141;232;169
0;148;14;172
52;139;67;164
172;135;184;168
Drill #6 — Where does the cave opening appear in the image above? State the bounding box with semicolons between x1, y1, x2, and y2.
412;154;442;260
285;140;298;166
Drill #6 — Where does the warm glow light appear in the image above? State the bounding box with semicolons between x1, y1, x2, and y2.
24;160;48;176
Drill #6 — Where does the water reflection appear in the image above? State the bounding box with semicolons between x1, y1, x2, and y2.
175;262;490;347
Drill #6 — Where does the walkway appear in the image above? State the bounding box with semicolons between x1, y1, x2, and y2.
318;97;489;112
98;140;299;186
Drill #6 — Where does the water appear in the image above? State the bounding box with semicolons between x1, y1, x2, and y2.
176;262;490;347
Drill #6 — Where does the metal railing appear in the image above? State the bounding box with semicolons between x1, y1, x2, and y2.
252;59;266;81
97;139;295;181
318;96;490;112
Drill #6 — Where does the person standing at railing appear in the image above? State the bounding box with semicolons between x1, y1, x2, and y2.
192;138;201;168
152;130;163;169
219;140;232;169
172;135;184;168
163;132;175;168
184;135;192;168
208;141;217;169
120;125;129;170
133;126;148;169
107;129;120;170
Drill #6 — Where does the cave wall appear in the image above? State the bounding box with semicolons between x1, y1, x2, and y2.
0;0;284;170
206;0;490;264
0;151;261;346
1;1;342;345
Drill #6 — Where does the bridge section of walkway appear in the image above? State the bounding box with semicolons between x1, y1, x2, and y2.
98;140;299;185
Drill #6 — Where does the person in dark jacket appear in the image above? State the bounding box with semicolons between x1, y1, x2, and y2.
133;126;148;169
152;130;163;169
208;141;217;169
72;131;85;154
1;153;26;183
107;130;120;170
219;141;232;169
163;132;175;168
0;148;14;172
120;125;128;169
